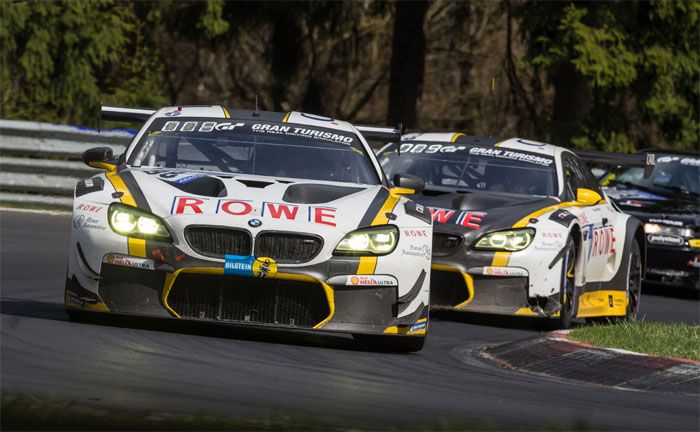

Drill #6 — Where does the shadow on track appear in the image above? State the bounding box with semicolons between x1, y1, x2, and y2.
431;308;569;332
0;298;417;354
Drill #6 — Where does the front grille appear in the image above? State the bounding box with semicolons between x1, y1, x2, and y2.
167;273;330;328
432;233;463;256
255;232;323;263
185;226;252;258
430;269;471;307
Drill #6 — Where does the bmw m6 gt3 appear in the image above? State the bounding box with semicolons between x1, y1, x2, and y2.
65;105;432;351
379;133;648;327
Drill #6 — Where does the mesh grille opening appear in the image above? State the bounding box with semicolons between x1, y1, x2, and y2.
185;226;252;259
432;233;463;257
255;232;323;264
430;270;471;307
167;273;330;328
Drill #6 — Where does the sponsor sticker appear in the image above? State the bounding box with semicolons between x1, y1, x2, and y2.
648;218;684;227
72;215;106;231
409;320;427;332
428;207;485;228
76;203;103;213
482;266;528;277
647;234;685;246
224;255;277;278
104;254;155;270
346;275;397;286
401;244;432;260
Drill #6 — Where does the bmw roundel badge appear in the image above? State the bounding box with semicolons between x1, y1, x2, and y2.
248;219;262;228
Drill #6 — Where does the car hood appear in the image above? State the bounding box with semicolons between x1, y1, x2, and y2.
122;168;385;235
411;189;558;236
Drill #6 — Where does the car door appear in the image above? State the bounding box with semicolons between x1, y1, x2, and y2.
562;152;610;282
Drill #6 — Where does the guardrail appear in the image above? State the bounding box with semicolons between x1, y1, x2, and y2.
0;120;135;210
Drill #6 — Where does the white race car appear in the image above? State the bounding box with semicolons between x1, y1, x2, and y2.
65;106;432;351
379;133;650;327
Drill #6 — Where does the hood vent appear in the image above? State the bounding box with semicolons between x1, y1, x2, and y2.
283;184;365;204
236;179;274;188
163;176;227;197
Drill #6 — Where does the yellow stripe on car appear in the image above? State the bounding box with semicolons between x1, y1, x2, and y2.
450;133;464;142
358;191;403;275
105;172;147;257
222;107;230;118
282;112;291;122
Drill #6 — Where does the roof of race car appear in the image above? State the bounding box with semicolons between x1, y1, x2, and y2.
401;132;563;158
150;105;358;133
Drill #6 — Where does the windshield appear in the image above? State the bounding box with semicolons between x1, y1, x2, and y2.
607;154;699;196
127;118;380;185
379;142;558;196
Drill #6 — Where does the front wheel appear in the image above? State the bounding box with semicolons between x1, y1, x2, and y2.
558;237;577;329
352;334;425;352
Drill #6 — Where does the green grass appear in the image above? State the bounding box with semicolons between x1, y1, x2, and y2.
569;320;700;361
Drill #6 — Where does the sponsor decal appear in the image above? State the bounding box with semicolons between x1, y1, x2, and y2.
103;254;155;270
65;292;85;307
586;226;616;258
252;123;353;145
173;174;206;184
541;232;564;239
224;255;277;278
248;218;262;227
75;177;105;198
76;203;103;213
428;207;485;229
170;196;337;227
549;209;576;227
409;321;427;332
72;215;106;231
401;244;432;260
403;229;429;238
647;234;685;246
468;147;554;166
656;155;700;166
399;143;468;154
648;218;684;227
482;266;527;277
346;275;396;286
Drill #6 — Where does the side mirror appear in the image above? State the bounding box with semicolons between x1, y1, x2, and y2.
392;172;425;195
82;147;116;171
576;188;603;206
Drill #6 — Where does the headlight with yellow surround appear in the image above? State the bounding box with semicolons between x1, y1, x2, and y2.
108;203;172;242
474;228;535;252
334;226;399;256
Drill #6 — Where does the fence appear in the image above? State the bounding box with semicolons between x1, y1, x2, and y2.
0;120;134;210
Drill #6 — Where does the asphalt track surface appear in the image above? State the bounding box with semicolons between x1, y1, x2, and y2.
1;210;698;430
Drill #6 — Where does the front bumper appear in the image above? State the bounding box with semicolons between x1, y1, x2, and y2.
66;253;428;337
429;265;532;315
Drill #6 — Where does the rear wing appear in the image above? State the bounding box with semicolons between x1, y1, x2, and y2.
573;149;656;178
100;105;156;125
355;124;403;144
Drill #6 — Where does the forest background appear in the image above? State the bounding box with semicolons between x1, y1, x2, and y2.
1;0;698;152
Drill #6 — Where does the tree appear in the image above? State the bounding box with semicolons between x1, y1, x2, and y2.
387;0;429;128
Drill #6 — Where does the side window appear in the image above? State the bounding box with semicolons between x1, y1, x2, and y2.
562;153;588;200
578;158;603;195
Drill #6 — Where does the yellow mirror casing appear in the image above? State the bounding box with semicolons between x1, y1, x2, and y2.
576;188;603;206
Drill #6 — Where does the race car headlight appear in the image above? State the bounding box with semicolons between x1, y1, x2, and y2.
108;203;172;242
644;223;693;238
474;229;534;252
334;226;399;256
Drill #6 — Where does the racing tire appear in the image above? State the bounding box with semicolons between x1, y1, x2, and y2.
557;237;577;329
623;240;642;321
352;334;425;352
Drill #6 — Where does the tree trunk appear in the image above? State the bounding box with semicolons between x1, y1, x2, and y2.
387;0;429;128
551;61;591;145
